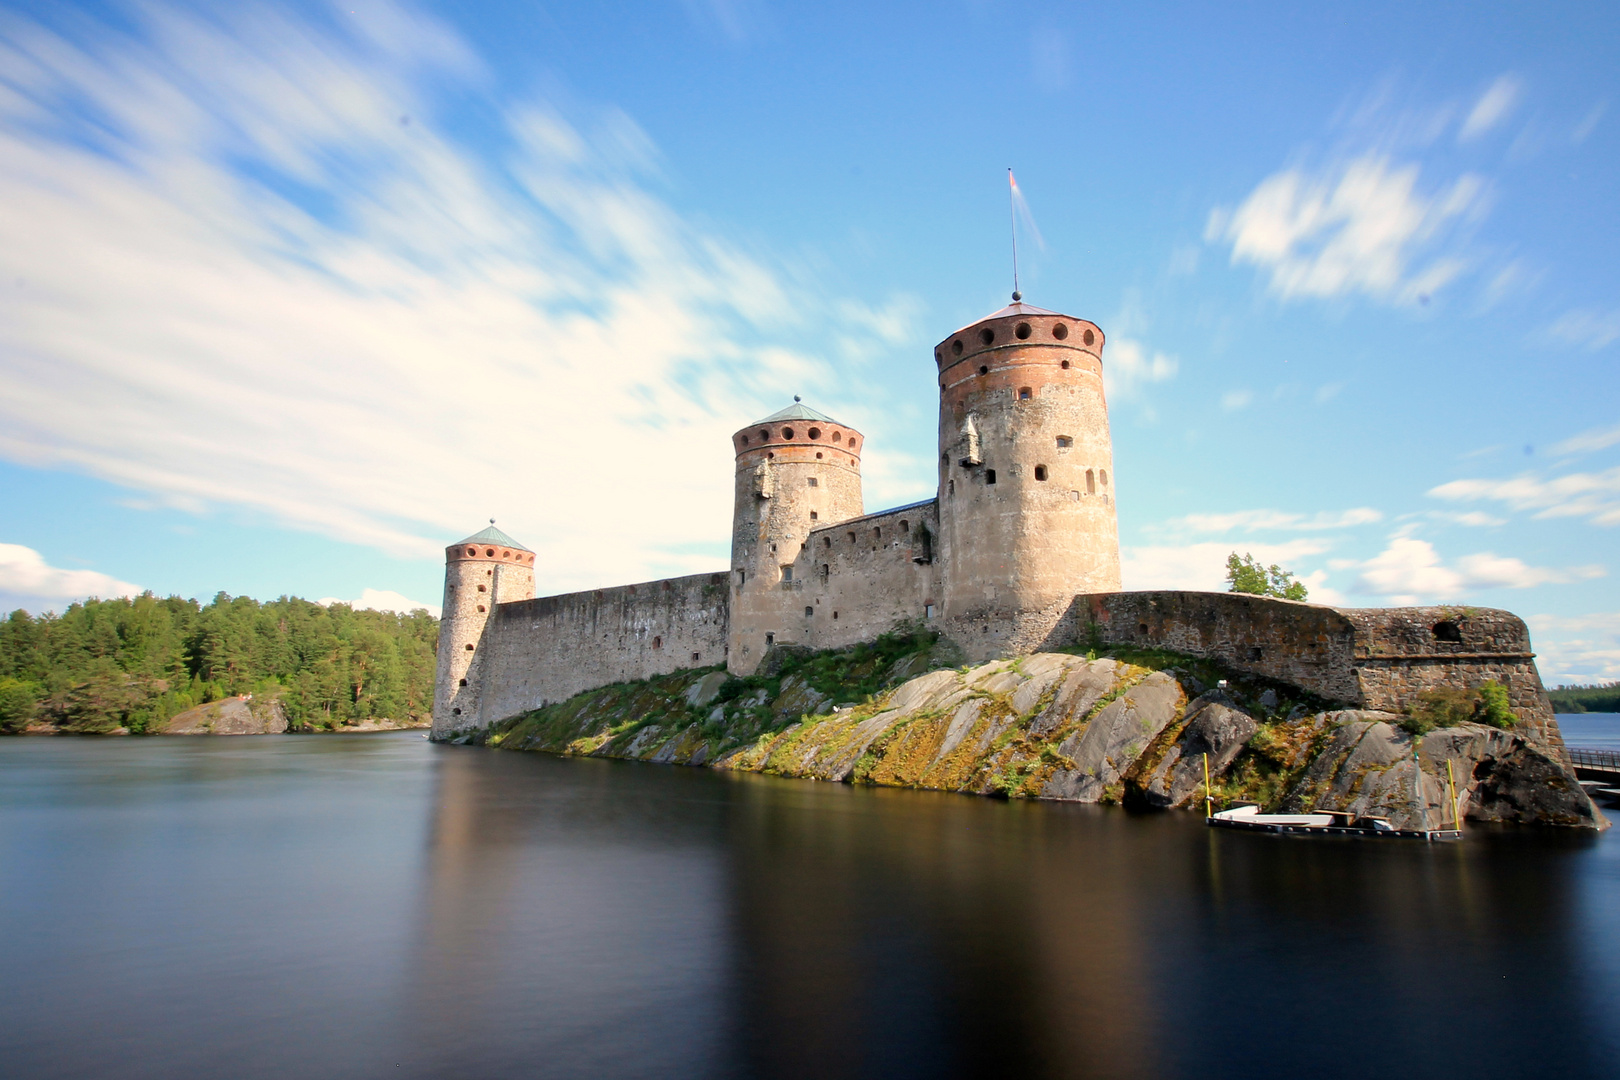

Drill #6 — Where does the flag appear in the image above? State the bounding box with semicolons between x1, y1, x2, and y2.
1008;169;1046;251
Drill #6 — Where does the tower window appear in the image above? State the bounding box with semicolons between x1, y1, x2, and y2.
900;520;909;533
781;566;793;582
848;439;858;450
808;477;818;487
823;537;831;548
477;584;486;592
740;435;749;445
465;547;476;556
816;452;823;459
485;548;494;556
1100;469;1109;486
1052;323;1069;340
452;708;461;715
1083;328;1095;346
692;652;702;662
986;469;997;484
1061;360;1070;369
821;563;829;582
1018;386;1032;400
979;328;994;346
804;606;814;618
759;429;769;441
782;427;795;439
848;532;856;543
874;527;881;540
925;604;936;619
808;427;821;440
1057;436;1073;448
1015;322;1031;339
978;365;989;376
832;611;838;620
832;431;842;443
1087;469;1096;494
766;632;774;645
652;636;662;649
464;643;474;651
810;511;818;520
952;339;963;355
477;605;486;612
459;678;467;686
1035;465;1048;481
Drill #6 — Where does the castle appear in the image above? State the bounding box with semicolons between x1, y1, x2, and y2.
432;297;1562;751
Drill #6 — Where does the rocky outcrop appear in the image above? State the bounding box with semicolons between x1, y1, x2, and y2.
157;695;289;735
485;644;1606;830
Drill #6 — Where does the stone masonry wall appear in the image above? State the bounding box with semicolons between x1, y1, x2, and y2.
1081;591;1564;757
474;572;730;728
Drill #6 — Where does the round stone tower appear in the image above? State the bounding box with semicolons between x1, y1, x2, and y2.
432;522;535;739
728;399;864;674
934;298;1121;659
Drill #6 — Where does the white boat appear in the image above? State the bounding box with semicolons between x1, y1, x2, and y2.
1208;803;1461;841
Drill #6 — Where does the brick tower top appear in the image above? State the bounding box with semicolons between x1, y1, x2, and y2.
446;523;536;568
733;398;863;471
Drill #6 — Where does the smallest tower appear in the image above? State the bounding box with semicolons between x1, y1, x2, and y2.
432;522;535;739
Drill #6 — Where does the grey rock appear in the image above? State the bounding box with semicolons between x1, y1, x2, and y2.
1042;672;1184;802
1137;695;1259;809
1030;659;1122;737
685;671;730;708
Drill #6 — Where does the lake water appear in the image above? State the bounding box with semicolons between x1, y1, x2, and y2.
2;731;1619;1080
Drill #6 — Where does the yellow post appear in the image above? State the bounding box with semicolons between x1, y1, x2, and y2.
1447;759;1460;829
1204;752;1212;820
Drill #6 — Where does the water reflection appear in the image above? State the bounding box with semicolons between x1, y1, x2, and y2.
2;734;1617;1080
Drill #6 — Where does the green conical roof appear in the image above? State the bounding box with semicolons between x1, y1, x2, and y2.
750;399;844;427
455;524;530;552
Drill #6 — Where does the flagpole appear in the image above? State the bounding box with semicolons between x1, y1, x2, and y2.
1008;168;1020;301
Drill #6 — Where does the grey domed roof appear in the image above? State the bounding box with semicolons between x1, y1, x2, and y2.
749;400;844;427
949;299;1073;336
455;524;530;552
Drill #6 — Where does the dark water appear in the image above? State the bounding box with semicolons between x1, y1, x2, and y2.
2;733;1618;1080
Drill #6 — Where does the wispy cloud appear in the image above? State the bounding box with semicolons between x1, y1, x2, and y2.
0;544;141;605
1553;421;1620;458
1459;74;1523;142
1350;535;1603;604
1547;308;1620;351
1429;468;1620;526
318;588;440;618
1103;337;1177;400
0;2;892;594
1160;507;1382;536
1219;389;1252;411
1207;153;1484;305
1528;612;1620;683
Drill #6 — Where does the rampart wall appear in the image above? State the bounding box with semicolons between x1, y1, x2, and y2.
1082;591;1563;755
475;572;730;726
786;500;943;652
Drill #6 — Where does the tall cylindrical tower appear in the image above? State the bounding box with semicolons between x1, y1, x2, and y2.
934;299;1121;658
432;523;535;739
727;399;864;674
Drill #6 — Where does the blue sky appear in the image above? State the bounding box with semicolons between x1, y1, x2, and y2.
1;0;1617;682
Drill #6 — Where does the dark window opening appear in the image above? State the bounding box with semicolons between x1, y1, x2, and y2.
692;652;701;662
952;339;963;355
1247;646;1263;662
979;328;994;345
832;611;838;620
781;566;793;582
1015;322;1031;339
1083;328;1095;346
1052;323;1069;340
464;643;474;651
808;477;818;487
804;606;814;618
810;511;818;520
1034;465;1048;481
477;604;486;612
1433;621;1463;643
1086;469;1096;494
477;584;486;592
821;563;830;582
458;678;467;687
453;707;461;715
765;632;775;646
978;365;989;376
1019;386;1032;400
986;469;997;484
808;427;821;440
1057;436;1073;448
782;427;795;439
652;636;662;649
900;520;909;533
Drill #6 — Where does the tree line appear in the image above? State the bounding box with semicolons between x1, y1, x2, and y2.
1547;683;1620;714
0;593;438;734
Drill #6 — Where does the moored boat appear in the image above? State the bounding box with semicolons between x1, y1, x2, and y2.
1207;803;1462;841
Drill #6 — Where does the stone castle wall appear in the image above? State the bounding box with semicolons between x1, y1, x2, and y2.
1081;591;1563;756
473;571;731;727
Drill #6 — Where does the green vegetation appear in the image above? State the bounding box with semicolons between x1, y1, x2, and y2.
1548;682;1620;714
0;593;438;734
1225;552;1308;601
1399;680;1518;736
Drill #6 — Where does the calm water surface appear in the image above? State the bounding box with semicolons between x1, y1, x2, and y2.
2;730;1618;1080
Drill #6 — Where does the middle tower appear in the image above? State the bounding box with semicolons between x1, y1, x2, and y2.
728;399;865;674
934;299;1122;658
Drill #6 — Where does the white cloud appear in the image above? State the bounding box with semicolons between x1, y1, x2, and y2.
1459;75;1523;141
1219;389;1252;411
0;543;141;602
1547;308;1620;351
0;2;900;596
1102;337;1178;400
318;588;440;618
1349;536;1603;604
1429;468;1620;526
1528;612;1620;684
1207;153;1485;304
1573;101;1607;144
1553;421;1620;458
1161;507;1382;535
1121;539;1330;593
1429;510;1507;527
1314;382;1343;404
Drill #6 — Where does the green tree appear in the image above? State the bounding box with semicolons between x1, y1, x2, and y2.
1225;552;1309;601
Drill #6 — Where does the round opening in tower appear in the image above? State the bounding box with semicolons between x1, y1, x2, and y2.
782;427;794;439
978;365;988;376
1083;328;1095;346
465;547;476;556
485;548;494;556
808;427;821;440
952;339;963;356
1052;323;1069;340
979;328;994;346
1061;360;1071;369
1015;322;1031;339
